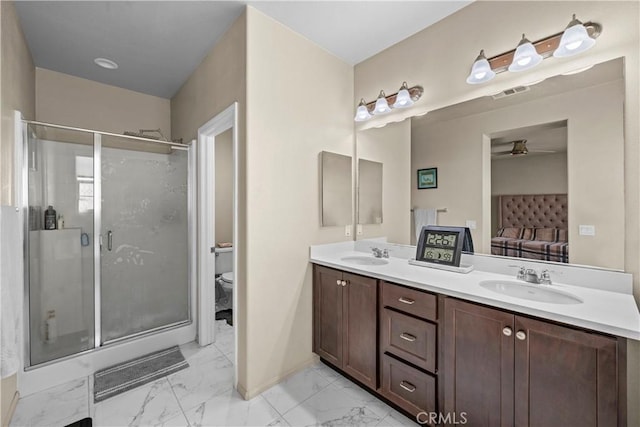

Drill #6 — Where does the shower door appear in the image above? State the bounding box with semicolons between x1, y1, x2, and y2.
99;135;190;344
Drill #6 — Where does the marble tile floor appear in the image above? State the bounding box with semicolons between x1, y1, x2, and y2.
10;321;417;427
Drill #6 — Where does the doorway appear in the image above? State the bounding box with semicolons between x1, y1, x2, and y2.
197;103;238;384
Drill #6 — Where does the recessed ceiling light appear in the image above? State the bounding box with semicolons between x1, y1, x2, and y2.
94;57;118;70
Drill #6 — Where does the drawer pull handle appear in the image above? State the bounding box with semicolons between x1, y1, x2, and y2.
398;297;415;305
399;381;416;393
399;333;417;342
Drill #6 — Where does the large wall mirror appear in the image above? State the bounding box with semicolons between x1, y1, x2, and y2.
356;57;625;270
358;159;383;225
321;151;352;226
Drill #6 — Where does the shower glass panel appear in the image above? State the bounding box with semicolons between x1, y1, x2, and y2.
27;124;95;365
100;135;189;343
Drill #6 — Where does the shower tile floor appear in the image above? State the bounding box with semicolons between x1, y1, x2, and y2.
10;321;416;427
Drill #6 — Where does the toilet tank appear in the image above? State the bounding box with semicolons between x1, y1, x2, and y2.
215;247;233;274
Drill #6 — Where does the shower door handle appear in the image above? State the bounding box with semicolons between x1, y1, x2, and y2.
107;230;113;251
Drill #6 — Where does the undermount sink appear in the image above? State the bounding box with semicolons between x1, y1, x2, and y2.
479;280;583;305
340;256;389;266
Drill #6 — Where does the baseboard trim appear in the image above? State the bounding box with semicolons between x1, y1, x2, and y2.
241;355;319;400
2;391;19;427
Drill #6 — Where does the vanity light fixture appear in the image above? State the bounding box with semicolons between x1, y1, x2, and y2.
466;15;601;84
354;99;373;122
554;15;596;58
508;34;543;72
392;82;414;108
373;91;392;115
466;50;496;84
354;82;423;121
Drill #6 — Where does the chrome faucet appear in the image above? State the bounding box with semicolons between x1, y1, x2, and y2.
371;247;390;258
510;265;553;285
539;269;553;285
524;269;540;284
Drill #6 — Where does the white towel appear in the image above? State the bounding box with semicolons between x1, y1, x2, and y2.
1;206;21;378
414;208;438;242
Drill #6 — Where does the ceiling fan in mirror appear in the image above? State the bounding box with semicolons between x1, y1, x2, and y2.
491;139;557;158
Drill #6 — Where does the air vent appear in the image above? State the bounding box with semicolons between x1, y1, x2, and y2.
492;85;531;100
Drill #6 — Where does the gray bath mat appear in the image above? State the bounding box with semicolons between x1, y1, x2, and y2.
94;346;188;402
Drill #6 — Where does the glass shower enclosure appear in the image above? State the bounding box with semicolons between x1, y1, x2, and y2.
24;121;192;367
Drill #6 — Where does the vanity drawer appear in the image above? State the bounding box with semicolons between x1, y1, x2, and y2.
381;308;436;372
382;281;437;321
381;354;436;418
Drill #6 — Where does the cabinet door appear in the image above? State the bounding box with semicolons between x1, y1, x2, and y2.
443;298;515;427
313;266;343;368
342;272;378;389
514;316;620;427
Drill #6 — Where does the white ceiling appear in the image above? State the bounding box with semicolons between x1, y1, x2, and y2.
14;1;472;98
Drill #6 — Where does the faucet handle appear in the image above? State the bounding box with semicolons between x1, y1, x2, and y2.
540;269;553;285
509;265;526;280
382;249;389;258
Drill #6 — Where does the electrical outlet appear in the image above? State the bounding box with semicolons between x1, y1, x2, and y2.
345;225;352;237
465;220;477;230
357;224;363;235
579;225;595;236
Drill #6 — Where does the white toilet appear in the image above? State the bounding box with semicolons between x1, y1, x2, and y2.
215;247;233;311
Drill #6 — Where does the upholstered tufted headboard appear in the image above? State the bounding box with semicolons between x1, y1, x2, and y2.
498;194;568;229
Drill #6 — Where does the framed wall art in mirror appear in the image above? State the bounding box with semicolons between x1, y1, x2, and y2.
417;168;437;189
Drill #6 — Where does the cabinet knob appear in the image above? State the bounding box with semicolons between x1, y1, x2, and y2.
398;297;415;305
336;280;341;286
516;331;527;340
399;381;416;393
502;327;512;336
400;333;417;342
341;280;348;287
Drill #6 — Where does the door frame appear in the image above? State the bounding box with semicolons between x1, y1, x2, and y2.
197;103;238;360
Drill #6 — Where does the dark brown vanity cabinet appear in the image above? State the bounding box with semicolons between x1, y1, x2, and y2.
313;265;378;389
379;281;438;418
443;298;625;427
312;265;626;427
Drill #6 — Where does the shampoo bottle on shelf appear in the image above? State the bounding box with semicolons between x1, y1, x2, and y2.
44;206;57;230
44;310;58;344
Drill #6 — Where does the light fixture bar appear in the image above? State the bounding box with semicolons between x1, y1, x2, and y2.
362;85;424;113
486;21;601;74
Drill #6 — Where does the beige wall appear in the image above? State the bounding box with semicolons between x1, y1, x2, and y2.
357;120;411;244
1;0;35;205
411;80;624;267
0;1;34;424
170;11;248;389
492;152;568;196
36;68;170;136
244;7;354;397
491;152;568;235
356;2;639;424
215;129;233;244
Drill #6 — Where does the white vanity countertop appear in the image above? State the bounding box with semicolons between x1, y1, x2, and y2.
310;243;640;340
